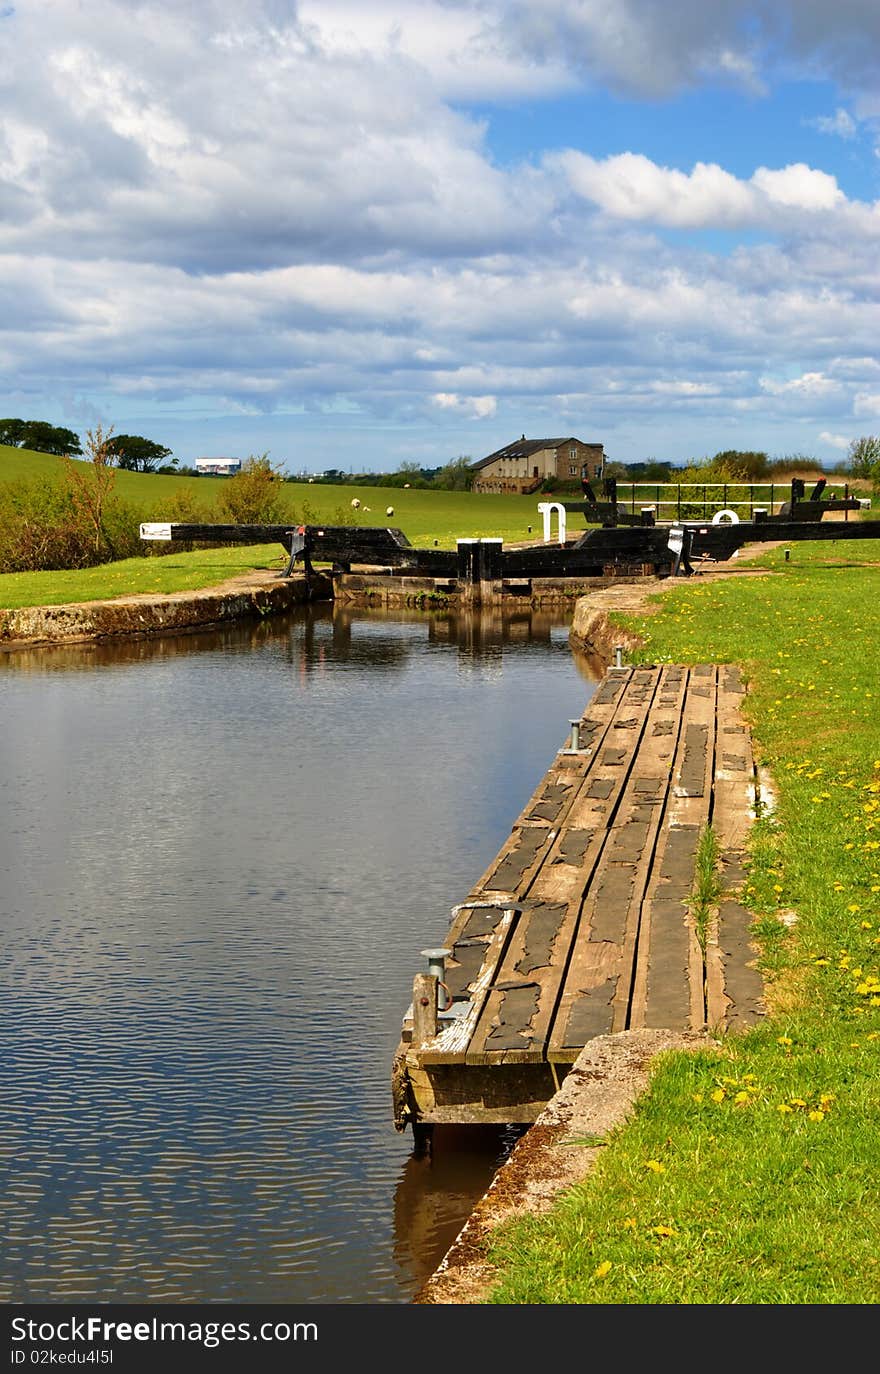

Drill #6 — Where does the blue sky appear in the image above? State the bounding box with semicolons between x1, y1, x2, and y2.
1;1;879;473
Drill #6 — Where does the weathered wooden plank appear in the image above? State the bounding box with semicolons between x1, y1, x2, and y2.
616;667;701;1033
463;667;663;1065
712;663;757;853
544;666;687;1062
414;904;520;1067
713;896;765;1031
706;664;759;1028
472;665;669;1066
676;665;717;1029
466;669;632;902
616;664;701;1033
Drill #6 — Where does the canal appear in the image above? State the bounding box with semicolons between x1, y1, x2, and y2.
0;604;598;1304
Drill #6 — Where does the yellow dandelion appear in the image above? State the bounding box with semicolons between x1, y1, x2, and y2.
594;1260;612;1279
777;1103;793;1113
808;1110;825;1123
645;1159;665;1173
692;1093;704;1104
790;1098;807;1108
777;1035;793;1046
623;1217;637;1228
653;1225;676;1238
710;1088;725;1104
734;1091;750;1105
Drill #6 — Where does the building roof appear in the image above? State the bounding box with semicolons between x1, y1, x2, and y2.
471;437;595;471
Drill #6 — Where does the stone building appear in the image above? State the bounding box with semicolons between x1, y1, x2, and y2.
470;436;605;494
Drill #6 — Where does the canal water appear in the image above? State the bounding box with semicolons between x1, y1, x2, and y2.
0;604;598;1304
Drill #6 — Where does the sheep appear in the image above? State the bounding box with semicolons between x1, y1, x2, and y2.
386;506;394;517
350;498;361;509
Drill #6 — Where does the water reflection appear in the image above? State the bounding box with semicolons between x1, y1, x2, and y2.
392;1124;526;1295
0;604;598;1304
1;603;601;686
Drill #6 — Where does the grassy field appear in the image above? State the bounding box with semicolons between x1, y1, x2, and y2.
0;443;562;608
0;444;550;532
483;547;880;1303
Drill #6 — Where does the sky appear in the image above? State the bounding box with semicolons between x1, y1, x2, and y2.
1;1;879;474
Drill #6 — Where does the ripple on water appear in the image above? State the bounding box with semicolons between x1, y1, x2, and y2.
0;608;595;1302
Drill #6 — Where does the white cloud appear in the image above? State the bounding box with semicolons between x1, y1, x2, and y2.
431;393;497;418
554;151;849;228
854;392;880;416
298;0;576;99
752;164;843;211
0;1;540;271
649;381;720;396
809;108;858;138
760;372;842;397
819;431;852;449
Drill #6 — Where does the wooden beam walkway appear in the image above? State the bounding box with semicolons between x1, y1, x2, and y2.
392;663;766;1131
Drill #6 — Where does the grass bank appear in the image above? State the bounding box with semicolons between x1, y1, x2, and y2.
484;543;880;1304
0;444;558;607
0;545;292;611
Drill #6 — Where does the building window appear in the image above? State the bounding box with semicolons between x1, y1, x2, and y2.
570;447;577;460
569;465;578;476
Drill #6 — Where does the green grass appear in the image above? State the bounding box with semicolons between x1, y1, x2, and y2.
484;551;880;1304
1;444;563;607
0;544;294;610
0;442;554;540
689;825;721;955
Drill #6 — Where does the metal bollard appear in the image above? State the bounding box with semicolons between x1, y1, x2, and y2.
614;645;624;668
784;548;791;562
421;947;452;1010
569;719;581;751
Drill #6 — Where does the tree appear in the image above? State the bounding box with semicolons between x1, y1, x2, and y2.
64;423;118;555
846;436;880;480
106;434;172;473
0;419;27;447
0;418;81;455
711;450;769;480
433;456;475;491
219;453;285;523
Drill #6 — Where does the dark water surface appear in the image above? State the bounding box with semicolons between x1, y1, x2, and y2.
0;604;598;1304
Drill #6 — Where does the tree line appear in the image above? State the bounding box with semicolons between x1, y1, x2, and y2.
1;418;173;472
